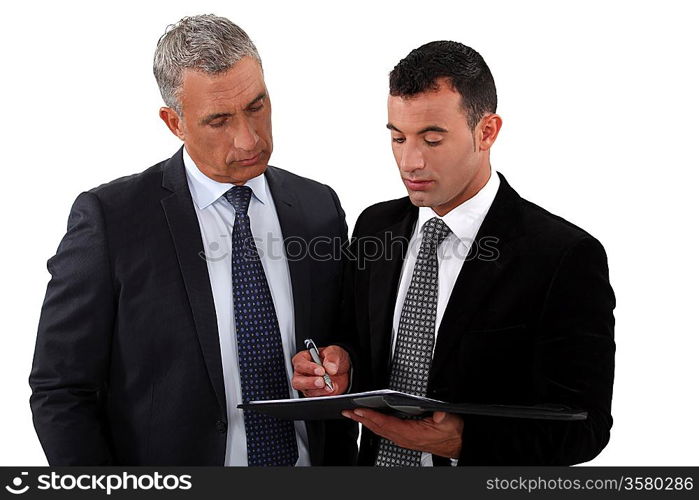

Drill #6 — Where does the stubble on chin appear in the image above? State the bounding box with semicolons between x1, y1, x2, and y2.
408;193;429;208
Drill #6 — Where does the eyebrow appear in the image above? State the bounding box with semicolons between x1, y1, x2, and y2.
200;92;267;125
386;123;448;134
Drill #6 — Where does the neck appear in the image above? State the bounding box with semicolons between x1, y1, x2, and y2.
432;165;492;216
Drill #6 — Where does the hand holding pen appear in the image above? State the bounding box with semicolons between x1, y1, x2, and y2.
291;340;351;397
305;339;334;391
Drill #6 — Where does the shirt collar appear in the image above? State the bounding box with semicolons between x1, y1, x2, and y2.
182;146;268;210
417;169;501;243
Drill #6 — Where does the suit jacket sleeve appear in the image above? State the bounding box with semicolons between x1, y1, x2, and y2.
457;236;616;465
319;184;359;465
29;191;115;465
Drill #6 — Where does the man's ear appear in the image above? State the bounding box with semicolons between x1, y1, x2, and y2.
159;107;185;140
478;113;502;151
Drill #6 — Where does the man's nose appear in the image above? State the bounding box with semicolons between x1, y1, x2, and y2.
232;118;259;151
398;143;425;173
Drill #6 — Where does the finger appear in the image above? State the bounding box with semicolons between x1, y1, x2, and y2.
292;351;322;372
348;408;395;433
293;356;326;377
340;410;384;437
343;409;412;443
432;411;447;424
302;387;338;397
319;346;349;376
322;372;349;396
291;350;311;366
341;410;359;421
353;408;391;427
291;373;328;391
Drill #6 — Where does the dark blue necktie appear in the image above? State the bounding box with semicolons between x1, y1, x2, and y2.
224;185;298;466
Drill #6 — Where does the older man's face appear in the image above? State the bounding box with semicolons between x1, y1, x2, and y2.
166;56;273;185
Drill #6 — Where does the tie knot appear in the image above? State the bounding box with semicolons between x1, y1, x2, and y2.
224;185;253;215
421;217;451;252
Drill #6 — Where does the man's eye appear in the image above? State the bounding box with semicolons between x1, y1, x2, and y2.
248;104;263;112
209;120;226;128
392;137;405;144
425;140;441;147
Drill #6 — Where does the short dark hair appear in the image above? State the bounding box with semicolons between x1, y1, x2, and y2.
389;41;497;130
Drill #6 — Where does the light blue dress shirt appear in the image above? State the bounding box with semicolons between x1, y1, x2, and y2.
183;147;310;466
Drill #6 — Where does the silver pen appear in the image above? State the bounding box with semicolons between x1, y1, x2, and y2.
304;339;334;391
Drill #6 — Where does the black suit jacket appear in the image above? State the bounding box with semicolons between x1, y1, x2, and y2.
29;148;358;465
347;173;615;465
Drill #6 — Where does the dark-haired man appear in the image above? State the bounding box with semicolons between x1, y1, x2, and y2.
293;41;615;466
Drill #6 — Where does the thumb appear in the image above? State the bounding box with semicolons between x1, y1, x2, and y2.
321;346;341;375
323;358;338;376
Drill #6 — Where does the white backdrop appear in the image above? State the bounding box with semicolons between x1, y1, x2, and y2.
1;0;697;466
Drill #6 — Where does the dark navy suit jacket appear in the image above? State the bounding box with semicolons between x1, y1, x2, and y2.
30;148;358;465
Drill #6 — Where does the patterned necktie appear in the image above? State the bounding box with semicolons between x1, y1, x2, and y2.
375;217;452;467
224;185;298;466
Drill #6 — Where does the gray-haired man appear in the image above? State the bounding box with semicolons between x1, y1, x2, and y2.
30;14;357;466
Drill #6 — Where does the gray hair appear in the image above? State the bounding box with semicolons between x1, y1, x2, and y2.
153;14;262;114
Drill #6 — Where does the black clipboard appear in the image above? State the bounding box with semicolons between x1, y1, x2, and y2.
237;389;587;421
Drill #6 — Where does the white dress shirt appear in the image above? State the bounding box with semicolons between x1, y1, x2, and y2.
391;170;500;466
183;148;310;466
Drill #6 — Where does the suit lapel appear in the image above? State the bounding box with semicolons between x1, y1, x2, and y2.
368;204;417;385
265;167;312;352
429;174;525;385
160;148;227;414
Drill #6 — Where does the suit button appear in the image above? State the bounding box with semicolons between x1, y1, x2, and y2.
216;420;227;433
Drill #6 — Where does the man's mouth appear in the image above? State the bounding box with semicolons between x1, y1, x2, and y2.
404;178;433;191
234;152;261;166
